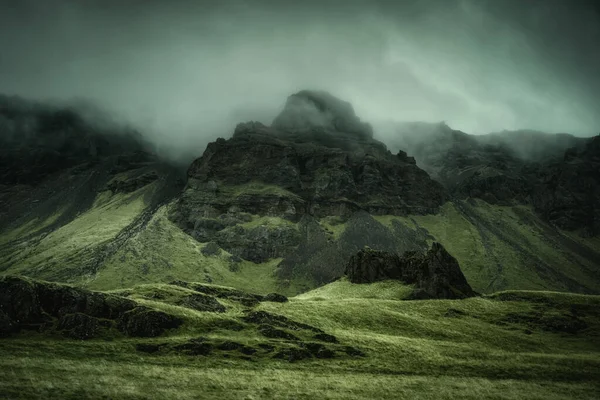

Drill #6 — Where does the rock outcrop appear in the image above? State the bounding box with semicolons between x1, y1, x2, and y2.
345;243;477;299
0;276;182;338
169;91;446;265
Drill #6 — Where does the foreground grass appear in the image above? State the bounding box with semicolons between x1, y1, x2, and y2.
1;284;599;399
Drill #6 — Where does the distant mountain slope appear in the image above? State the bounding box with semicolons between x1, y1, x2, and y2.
381;121;599;236
0;92;598;296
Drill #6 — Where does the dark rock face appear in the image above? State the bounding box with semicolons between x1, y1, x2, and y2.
176;293;226;313
0;276;136;332
0;311;16;337
258;324;300;340
117;307;183;338
345;249;402;284
263;293;288;303
345;243;476;299
0;276;183;338
178;125;444;220
314;333;339;343
170;91;446;266
57;313;102;340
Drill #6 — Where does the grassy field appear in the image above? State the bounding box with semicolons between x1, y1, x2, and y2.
1;280;599;399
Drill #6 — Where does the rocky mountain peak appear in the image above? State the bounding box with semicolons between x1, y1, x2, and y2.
167;91;447;281
174;91;445;224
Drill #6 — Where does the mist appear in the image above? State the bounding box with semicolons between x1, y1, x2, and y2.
1;0;599;159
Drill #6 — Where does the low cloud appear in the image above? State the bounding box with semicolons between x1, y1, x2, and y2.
0;0;598;160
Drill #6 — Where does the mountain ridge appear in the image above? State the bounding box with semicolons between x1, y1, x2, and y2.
0;91;599;296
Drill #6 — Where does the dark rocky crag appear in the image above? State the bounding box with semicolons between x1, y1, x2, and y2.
169;91;445;282
345;243;477;299
173;91;445;223
0;276;182;339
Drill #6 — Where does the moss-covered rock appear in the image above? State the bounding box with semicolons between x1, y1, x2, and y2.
263;293;288;303
117;307;183;338
345;243;477;299
0;276;137;335
57;313;102;340
176;294;226;313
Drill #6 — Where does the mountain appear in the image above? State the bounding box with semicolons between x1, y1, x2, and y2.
1;92;599;399
1;92;599;296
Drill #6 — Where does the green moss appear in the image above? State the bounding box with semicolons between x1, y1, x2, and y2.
404;201;600;294
295;277;415;301
89;207;293;296
220;181;302;201
0;188;148;281
241;216;295;230
0;206;67;245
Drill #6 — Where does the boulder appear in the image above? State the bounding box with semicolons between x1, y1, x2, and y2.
57;313;101;340
177;294;226;313
0;276;43;327
0;311;16;337
345;243;477;299
263;293;288;303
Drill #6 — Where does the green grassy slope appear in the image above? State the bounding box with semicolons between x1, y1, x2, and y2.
0;183;301;296
1;281;599;399
409;201;600;294
1;176;599;296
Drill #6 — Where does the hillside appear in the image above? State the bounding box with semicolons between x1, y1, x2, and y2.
1;276;599;399
1;92;599;296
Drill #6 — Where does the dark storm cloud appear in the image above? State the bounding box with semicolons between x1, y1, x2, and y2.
0;0;598;156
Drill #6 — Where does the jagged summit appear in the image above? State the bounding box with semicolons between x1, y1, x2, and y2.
167;91;447;284
174;91;445;221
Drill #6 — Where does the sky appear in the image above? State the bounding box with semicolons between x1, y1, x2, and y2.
1;0;599;154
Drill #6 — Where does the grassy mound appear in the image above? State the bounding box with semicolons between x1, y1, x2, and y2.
1;277;599;399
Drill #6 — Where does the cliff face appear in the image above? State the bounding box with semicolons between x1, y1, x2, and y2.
167;91;446;283
175;91;444;221
170;91;445;242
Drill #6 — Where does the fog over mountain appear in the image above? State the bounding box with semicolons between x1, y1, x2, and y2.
1;0;599;156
